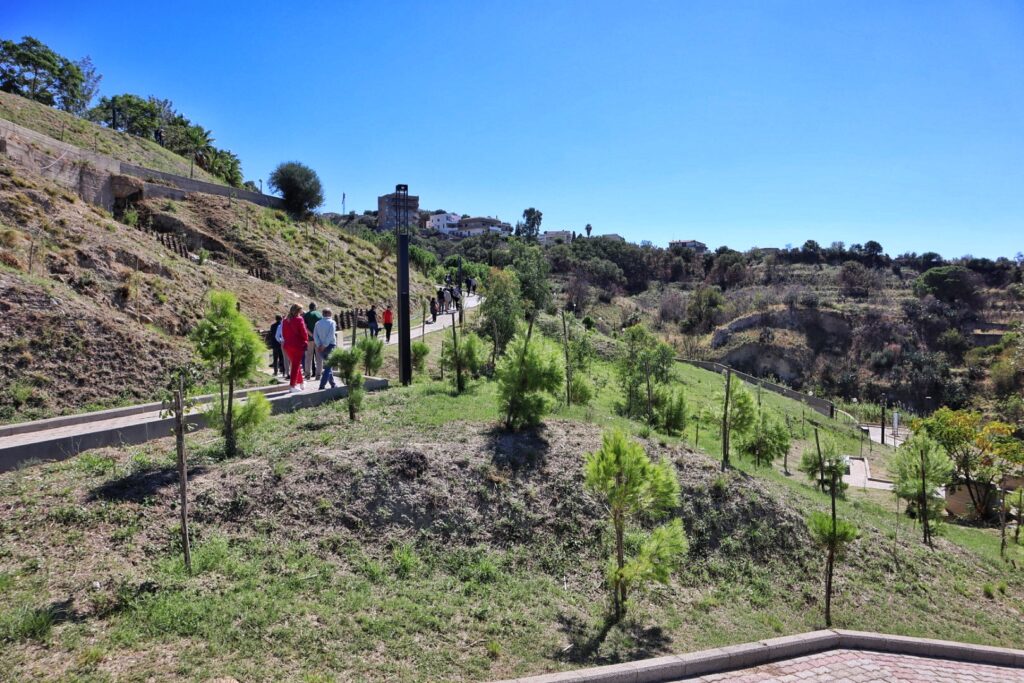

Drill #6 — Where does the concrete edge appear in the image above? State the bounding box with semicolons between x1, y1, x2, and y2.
495;630;1024;682
0;382;291;438
0;379;388;472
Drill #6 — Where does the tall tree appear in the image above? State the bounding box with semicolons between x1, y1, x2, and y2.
479;268;523;356
516;207;543;242
0;36;84;111
269;161;325;216
584;429;687;621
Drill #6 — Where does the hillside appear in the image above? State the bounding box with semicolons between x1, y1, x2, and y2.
0;91;224;185
0;146;431;423
0;349;1019;681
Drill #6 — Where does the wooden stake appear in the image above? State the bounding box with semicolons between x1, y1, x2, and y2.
561;309;572;406
174;380;192;574
721;369;732;471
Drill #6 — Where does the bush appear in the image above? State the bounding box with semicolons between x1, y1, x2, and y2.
268;161;324;216
657;388;687;435
411;341;429;373
327;347;362;384
913;265;979;305
441;331;485;392
569;374;594;406
346;372;365;421
356;337;384;376
496;331;564;430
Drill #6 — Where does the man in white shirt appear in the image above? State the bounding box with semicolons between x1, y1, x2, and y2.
313;309;338;390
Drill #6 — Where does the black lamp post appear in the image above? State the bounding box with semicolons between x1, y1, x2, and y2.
395;184;412;385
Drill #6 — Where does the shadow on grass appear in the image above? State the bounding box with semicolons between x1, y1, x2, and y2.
88;464;207;503
556;612;672;664
486;425;551;470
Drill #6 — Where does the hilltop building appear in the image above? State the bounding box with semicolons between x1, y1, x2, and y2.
377;191;420;231
454;216;512;238
669;239;707;253
428;212;462;234
600;233;626;242
538;230;573;245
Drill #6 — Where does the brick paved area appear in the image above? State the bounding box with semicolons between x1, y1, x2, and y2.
684;649;1024;682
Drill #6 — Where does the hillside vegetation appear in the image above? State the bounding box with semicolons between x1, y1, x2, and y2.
0;148;430;423
0;339;1020;681
0;91;224;185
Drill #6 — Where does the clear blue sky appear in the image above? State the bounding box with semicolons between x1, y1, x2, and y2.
6;0;1023;258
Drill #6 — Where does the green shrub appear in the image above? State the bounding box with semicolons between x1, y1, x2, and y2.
411;341;429;373
657;388;687;435
346;371;365;421
569;374;594;406
441;331;485;393
356;337;384;376
496;331;564;430
327;347;362;384
122;207;139;227
268;161;324;216
0;605;54;643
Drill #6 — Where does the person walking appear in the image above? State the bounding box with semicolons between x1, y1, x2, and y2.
429;297;438;323
314;308;338;390
437;287;446;312
367;305;379;338
275;314;290;377
268;315;285;376
382;304;394;343
281;304;309;392
302;302;323;380
443;287;452;312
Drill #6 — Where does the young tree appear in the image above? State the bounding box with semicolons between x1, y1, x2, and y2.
327;347;365;420
919;408;1011;520
479;268;523;356
891;432;953;548
798;433;846;495
719;375;756;470
496;328;564;430
805;429;858;627
411;341;429;374
190;291;266;458
736;407;790;468
356;337;384;376
441;329;484;393
269;161;325;217
508;241;551;314
657;388;687;435
616;324;675;420
584;430;687;621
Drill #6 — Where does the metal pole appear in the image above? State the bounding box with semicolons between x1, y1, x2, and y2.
395;184;412;385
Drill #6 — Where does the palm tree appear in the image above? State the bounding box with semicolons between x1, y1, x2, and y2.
585;223;592;238
183;126;214;178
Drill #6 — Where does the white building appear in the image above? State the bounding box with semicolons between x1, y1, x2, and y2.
538;230;573;245
428;212;462;234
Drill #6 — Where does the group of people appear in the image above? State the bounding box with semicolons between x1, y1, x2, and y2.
267;279;477;391
268;302;339;393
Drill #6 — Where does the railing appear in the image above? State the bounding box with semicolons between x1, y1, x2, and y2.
678;359;836;419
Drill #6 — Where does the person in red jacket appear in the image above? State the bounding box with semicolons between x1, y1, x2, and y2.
281;303;309;392
382;304;394;343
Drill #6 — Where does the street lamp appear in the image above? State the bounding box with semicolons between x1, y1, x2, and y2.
395;184;412;386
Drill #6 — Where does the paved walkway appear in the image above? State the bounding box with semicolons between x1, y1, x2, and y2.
0;296;481;456
843;457;894;491
862;423;909;448
683;649;1024;682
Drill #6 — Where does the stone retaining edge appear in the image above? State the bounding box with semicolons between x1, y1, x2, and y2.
0;383;293;438
0;379;387;472
491;630;1024;682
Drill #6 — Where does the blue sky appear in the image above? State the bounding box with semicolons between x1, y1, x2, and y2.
5;0;1023;258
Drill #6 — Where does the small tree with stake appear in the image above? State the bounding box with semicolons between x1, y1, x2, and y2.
161;363;203;574
806;428;858;627
327;347;364;421
718;374;755;470
736;407;790;468
496;323;563;431
891;432;953;548
190;291;265;459
584;429;688;622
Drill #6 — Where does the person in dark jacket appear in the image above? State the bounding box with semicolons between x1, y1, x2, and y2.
367;305;379;337
268;315;284;376
302;302;323;380
429;297;438;323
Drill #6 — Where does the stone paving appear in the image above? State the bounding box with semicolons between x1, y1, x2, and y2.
683;649;1024;682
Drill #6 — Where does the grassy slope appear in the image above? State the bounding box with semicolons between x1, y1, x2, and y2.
0;156;429;423
0;91;224;184
0;322;1021;682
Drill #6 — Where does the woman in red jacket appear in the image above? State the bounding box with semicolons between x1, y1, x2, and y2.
281;303;309;392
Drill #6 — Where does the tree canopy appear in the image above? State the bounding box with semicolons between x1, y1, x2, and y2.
269;161;325;216
0;36;88;113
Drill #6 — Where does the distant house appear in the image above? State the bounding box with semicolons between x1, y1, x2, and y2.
428;212;462;234
538;230;573;245
377;192;420;231
669;239;707;253
457;216;512;237
600;233;626;242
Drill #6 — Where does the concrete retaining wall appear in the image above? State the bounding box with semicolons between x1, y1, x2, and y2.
0;117;284;211
0;379;387;472
681;359;835;418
